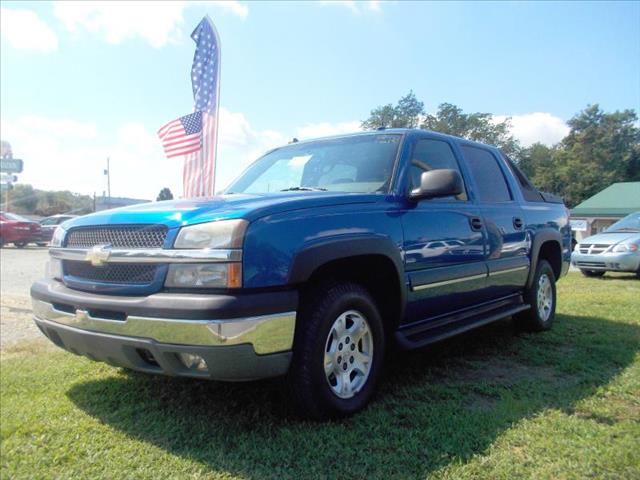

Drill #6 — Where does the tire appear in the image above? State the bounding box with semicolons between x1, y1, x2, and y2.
36;242;48;247
286;281;385;420
13;242;27;248
580;269;605;278
515;260;557;332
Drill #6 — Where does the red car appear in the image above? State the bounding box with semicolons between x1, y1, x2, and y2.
0;212;44;248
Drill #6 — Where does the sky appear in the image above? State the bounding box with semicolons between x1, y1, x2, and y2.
1;0;639;200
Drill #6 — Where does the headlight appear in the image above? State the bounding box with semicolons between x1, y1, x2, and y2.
612;243;638;253
50;226;66;247
174;219;247;249
165;263;242;288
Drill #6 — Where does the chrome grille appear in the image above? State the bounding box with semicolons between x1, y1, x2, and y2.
578;243;610;255
64;261;157;284
576;261;606;268
66;226;167;249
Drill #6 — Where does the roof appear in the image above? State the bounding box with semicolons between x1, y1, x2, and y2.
571;182;640;217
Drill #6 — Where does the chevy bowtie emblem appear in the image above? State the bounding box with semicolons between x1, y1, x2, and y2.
86;244;112;267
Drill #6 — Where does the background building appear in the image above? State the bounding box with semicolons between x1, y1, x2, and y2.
570;182;640;242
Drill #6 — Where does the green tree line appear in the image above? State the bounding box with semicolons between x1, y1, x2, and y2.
363;92;640;207
2;184;94;216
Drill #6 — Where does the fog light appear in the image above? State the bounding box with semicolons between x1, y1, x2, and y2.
177;353;208;372
47;259;63;280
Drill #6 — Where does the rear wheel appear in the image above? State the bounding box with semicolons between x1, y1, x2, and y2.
580;269;605;278
286;282;385;420
13;242;27;248
515;260;556;332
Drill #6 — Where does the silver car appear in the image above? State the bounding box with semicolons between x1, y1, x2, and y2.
571;212;640;277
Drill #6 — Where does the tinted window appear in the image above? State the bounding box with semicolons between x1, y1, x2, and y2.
502;154;544;202
461;146;512;203
409;139;467;201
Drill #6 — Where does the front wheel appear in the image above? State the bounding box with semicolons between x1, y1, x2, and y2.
515;260;557;332
580;269;605;278
286;282;385;420
36;242;48;247
13;242;27;248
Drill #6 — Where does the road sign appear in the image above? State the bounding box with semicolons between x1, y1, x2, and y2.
0;158;23;173
570;219;588;232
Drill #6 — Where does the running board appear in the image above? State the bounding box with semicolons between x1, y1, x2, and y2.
395;303;530;350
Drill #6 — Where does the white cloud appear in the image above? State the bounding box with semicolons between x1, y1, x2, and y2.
52;1;248;48
0;8;59;52
0;109;286;198
210;1;249;20
53;1;186;48
295;121;361;140
319;1;384;15
495;112;569;147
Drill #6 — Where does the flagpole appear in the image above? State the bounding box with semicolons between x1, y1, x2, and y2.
206;15;221;196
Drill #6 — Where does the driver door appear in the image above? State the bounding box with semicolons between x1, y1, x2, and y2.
401;137;488;324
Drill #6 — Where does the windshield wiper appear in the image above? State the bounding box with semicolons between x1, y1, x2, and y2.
280;186;327;192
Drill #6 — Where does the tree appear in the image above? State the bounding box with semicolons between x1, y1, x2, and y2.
519;105;640;207
362;92;520;156
361;91;424;129
422;103;520;157
156;188;174;201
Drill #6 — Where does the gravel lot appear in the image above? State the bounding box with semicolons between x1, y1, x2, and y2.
0;246;49;350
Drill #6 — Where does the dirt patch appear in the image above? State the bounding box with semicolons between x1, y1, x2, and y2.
433;358;572;388
0;294;44;351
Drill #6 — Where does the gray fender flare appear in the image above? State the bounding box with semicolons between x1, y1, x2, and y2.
288;235;407;318
527;228;562;288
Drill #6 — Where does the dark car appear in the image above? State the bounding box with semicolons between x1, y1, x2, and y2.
39;215;77;244
31;129;570;419
0;212;43;248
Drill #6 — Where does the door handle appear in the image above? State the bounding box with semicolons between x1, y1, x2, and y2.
470;217;483;231
513;217;524;230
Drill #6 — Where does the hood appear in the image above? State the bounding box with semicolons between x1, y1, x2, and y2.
64;192;381;230
579;231;640;245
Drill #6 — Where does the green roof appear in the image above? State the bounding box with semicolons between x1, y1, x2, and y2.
571;182;640;217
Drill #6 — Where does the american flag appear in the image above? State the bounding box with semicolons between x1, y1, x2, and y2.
157;111;202;158
157;16;220;197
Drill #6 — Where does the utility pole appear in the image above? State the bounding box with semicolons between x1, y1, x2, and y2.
104;157;111;209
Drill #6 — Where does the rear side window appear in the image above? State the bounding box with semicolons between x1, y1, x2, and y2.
409;139;467;201
461;146;512;203
502;154;545;202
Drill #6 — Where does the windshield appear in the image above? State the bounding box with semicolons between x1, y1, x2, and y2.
605;212;640;232
226;134;402;194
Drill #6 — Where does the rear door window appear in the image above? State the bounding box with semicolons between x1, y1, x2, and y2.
461;146;512;203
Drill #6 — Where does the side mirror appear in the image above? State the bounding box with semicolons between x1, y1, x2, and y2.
410;169;463;201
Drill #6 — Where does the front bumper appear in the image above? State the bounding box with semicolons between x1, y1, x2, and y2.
571;251;640;272
31;279;297;381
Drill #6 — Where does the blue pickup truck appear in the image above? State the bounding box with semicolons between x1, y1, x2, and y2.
31;129;570;419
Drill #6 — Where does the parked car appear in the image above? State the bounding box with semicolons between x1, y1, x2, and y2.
0;212;43;248
571;212;640;277
31;129;570;419
39;215;77;244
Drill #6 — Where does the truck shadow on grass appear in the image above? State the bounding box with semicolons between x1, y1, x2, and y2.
67;313;639;479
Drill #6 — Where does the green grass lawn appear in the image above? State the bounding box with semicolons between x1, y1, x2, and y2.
2;272;639;479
